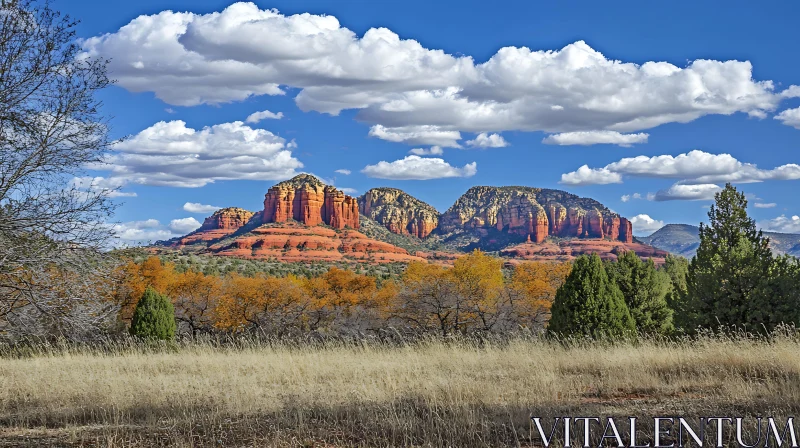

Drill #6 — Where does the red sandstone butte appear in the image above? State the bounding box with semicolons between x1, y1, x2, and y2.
261;174;359;229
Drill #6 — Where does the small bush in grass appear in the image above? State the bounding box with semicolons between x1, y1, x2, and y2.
130;287;176;340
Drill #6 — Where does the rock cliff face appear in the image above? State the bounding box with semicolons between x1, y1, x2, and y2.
261;174;359;229
438;186;632;243
358;188;439;238
198;207;255;231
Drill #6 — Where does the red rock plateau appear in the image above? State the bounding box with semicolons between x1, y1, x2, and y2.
500;238;669;265
438;186;632;244
174;207;254;245
262;174;358;229
207;222;425;263
161;175;667;266
358;188;439;238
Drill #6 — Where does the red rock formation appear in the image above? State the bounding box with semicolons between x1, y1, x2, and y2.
172;207;254;246
619;217;633;243
261;175;359;229
199;207;254;231
358;188;439;238
500;239;669;265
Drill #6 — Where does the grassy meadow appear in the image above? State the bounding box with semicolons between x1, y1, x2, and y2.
1;333;799;447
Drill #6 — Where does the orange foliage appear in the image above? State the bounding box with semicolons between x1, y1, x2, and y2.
510;261;571;324
111;254;573;335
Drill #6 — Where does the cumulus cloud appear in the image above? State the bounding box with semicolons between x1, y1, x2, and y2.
560;150;800;187
245;109;284;123
339;187;357;194
183;202;221;213
70;176;137;198
652;183;722;201
101;120;302;188
629;214;665;236
542;131;648;147
754;202;777;208
560;165;622;185
79;3;799;141
113;219;177;244
169;217;202;233
361;155;477;180
621;193;644;202
775;107;800;129
409;145;444;156
334;169;351;175
369;125;462;147
759;215;800;233
466;133;508;148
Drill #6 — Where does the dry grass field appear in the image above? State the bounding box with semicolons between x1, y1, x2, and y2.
1;333;799;447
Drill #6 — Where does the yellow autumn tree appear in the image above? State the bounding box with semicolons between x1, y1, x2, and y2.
169;269;221;337
450;250;506;332
509;261;571;328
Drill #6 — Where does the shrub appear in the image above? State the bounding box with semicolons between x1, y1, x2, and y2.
130;287;176;340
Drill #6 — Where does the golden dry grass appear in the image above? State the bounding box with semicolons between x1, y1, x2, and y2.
1;335;799;446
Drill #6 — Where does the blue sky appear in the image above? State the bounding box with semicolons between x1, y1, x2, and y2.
61;0;800;242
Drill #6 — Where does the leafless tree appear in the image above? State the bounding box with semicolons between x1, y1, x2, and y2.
0;0;117;338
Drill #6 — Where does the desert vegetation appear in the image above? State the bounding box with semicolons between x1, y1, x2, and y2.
3;332;800;446
3;0;800;446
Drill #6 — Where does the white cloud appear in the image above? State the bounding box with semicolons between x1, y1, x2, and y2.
80;3;798;139
101;120;302;188
542;131;648;147
629;214;665;236
70;176;137;198
183;202;221;213
339;187;358;195
409;145;444;155
621;195;630;203
560;165;622;185
759;215;800;233
369;125;462;148
466;133;508;148
169;217;202;233
754;202;777;208
245;109;284;123
561;150;800;188
774;107;800;129
113;219;177;244
361;155;477;180
652;183;722;201
334;169;351;175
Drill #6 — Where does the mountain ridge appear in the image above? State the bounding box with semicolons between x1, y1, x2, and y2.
639;224;800;258
157;174;667;264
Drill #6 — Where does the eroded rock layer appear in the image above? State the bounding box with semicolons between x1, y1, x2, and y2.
439;186;632;243
261;174;359;229
358;188;439;238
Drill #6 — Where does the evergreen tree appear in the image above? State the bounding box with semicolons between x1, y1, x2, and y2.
130;287;176;340
661;254;694;332
606;251;673;335
549;254;635;338
686;184;773;331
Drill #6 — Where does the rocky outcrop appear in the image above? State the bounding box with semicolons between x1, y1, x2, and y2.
261;174;359;229
358;188;439;238
206;222;426;264
438;186;632;243
198;207;254;231
500;239;669;265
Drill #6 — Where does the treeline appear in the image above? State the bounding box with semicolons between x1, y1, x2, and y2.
550;184;800;338
121;184;800;341
116;253;572;338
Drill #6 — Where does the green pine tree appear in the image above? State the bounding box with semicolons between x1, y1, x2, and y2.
548;254;635;339
661;254;695;332
130;287;176;340
606;251;674;335
686;183;773;331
